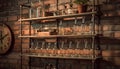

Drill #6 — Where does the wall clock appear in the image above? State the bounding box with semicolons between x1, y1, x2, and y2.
0;23;14;55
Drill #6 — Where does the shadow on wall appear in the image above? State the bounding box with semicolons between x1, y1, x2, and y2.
102;50;120;62
100;37;120;66
99;58;120;69
99;0;120;68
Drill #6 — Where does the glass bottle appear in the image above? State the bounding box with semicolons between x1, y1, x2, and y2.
83;39;90;57
81;17;86;34
41;41;45;56
75;40;80;57
35;39;39;54
67;41;73;57
36;6;42;17
59;20;64;35
46;42;51;56
52;42;57;56
59;40;65;56
30;39;36;54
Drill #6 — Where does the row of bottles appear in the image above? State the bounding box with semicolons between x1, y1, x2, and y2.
28;19;94;36
58;19;93;35
28;39;100;58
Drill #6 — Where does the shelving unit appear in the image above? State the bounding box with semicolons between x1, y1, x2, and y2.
19;0;101;69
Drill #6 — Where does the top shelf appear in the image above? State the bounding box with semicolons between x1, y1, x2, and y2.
18;12;96;21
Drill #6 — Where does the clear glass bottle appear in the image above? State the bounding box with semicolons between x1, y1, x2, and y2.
30;39;36;54
59;40;64;56
67;41;73;57
74;40;80;57
59;20;64;35
46;42;51;56
36;6;42;17
52;42;57;56
41;41;45;56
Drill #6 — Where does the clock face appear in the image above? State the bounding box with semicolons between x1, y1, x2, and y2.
0;23;13;55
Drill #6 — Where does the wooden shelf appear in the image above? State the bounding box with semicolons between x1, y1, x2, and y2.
18;12;96;21
20;54;100;60
18;34;96;38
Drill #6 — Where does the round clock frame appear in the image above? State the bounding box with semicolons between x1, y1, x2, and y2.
0;23;14;55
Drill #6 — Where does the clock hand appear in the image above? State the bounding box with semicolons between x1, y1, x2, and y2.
0;33;9;44
0;33;8;40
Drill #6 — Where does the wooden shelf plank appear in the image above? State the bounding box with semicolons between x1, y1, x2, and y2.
18;12;96;21
18;34;96;38
20;54;100;60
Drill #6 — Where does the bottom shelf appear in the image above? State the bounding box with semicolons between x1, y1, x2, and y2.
20;54;101;60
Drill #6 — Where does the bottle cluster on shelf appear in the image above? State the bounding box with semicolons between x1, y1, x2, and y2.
21;19;94;36
58;19;93;35
26;0;93;18
29;2;79;18
26;38;100;58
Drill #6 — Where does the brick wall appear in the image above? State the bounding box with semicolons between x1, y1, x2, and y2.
0;0;120;69
0;0;28;69
99;0;120;69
